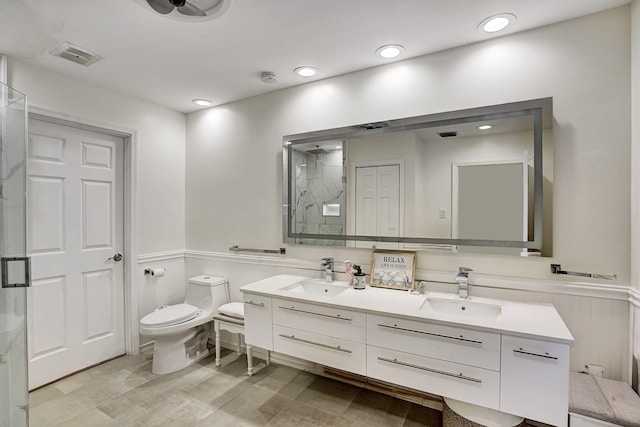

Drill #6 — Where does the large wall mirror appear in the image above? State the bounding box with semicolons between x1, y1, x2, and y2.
283;98;552;256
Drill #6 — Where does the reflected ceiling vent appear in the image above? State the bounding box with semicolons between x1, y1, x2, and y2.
50;42;102;67
354;121;391;130
438;131;458;138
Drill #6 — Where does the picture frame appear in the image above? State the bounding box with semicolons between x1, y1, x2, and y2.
369;250;416;291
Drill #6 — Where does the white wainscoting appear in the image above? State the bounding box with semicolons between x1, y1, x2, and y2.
137;250;632;382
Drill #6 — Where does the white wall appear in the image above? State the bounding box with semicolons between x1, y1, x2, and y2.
186;7;631;283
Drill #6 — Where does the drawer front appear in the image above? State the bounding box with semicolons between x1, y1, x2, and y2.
273;298;365;343
367;314;500;371
500;335;570;427
367;346;500;409
273;325;366;375
243;294;273;350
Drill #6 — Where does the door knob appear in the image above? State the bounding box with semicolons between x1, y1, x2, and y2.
108;253;123;262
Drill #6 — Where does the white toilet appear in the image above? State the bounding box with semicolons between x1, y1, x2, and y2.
140;274;229;374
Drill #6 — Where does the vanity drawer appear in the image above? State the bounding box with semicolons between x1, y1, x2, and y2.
273;325;366;375
273;298;365;343
500;335;570;427
367;314;500;371
243;294;273;350
367;346;500;410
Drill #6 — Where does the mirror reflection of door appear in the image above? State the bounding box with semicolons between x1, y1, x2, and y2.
355;164;400;249
452;157;528;255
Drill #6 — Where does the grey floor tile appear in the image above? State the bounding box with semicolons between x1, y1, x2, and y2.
295;376;361;414
52;407;121;427
28;383;65;408
343;388;412;427
403;402;443;427
124;391;214;427
28;395;96;427
196;384;290;426
277;370;316;400
68;368;150;406
266;400;370;427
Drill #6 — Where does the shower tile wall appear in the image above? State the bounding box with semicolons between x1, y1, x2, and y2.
293;149;346;246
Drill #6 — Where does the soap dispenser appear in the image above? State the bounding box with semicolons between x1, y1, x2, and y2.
353;265;366;290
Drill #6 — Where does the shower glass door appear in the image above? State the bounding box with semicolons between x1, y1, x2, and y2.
0;82;29;427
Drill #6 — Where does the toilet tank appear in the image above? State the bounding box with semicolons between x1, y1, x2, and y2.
185;275;228;311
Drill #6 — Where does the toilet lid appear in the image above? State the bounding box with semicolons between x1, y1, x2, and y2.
140;303;201;327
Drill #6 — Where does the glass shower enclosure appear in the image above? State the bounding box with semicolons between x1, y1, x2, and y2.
0;82;29;427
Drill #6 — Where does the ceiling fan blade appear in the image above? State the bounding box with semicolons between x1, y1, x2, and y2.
146;0;174;14
177;1;207;16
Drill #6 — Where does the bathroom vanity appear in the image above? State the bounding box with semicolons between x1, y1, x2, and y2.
241;275;574;427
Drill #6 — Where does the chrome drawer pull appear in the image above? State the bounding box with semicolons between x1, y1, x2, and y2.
278;334;352;353
245;301;265;307
512;348;558;360
278;306;352;322
378;357;482;383
377;323;483;345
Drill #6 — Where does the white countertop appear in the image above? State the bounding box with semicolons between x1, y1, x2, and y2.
240;274;575;344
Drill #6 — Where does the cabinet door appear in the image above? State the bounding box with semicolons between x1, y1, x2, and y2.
273;298;365;342
500;335;570;427
243;294;273;350
367;346;500;409
367;314;500;370
274;325;366;375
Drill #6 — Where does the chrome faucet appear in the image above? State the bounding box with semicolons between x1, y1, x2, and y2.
321;257;334;282
456;267;473;299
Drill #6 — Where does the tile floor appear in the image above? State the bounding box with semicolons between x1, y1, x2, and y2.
28;350;443;426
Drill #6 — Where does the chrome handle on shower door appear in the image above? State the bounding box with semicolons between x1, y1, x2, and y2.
1;257;31;288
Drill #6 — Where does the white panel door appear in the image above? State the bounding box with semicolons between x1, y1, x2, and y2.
27;118;125;389
355;165;400;249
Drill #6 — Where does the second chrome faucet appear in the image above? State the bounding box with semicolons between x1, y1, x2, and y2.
456;267;473;299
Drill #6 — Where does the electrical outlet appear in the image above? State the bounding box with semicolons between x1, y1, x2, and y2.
585;364;605;377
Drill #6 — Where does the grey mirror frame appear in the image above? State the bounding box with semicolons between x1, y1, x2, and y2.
283;97;552;252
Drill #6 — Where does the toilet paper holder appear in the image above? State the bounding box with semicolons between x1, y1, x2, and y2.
144;268;166;277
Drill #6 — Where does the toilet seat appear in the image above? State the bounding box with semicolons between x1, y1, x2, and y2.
140;303;201;328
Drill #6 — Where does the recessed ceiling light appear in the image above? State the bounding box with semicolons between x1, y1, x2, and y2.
376;44;405;59
335;145;342;149
479;13;516;33
192;99;214;107
478;124;493;130
294;66;318;77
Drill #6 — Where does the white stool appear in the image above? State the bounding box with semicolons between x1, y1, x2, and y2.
213;302;268;376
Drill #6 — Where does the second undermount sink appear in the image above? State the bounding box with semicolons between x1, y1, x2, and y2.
420;294;502;320
281;279;350;298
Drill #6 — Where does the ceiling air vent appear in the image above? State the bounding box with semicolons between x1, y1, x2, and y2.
354;121;391;131
438;131;458;138
50;42;102;67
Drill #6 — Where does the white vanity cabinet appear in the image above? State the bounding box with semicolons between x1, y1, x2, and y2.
272;298;367;375
240;274;573;427
243;294;273;350
500;335;570;427
367;314;501;409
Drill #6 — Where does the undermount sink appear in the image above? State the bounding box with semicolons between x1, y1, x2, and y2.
420;294;502;320
281;279;350;298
